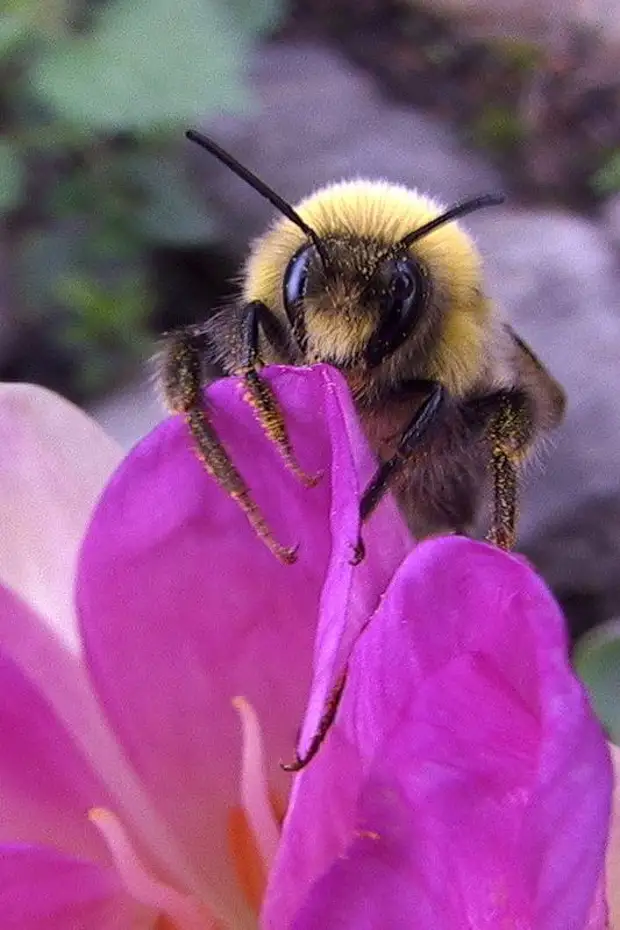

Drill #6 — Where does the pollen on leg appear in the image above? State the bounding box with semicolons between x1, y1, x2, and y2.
89;807;218;930
241;370;323;489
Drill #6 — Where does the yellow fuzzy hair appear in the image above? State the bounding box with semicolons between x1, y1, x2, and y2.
243;180;492;395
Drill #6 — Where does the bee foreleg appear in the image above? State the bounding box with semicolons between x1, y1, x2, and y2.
479;390;533;551
352;382;446;562
161;325;298;564
235;301;320;488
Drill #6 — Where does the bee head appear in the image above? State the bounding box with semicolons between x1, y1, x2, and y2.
247;182;504;390
185;131;503;394
280;235;431;370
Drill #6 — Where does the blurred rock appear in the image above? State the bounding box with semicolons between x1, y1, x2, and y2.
90;371;163;450
417;0;620;43
283;4;619;208
192;43;502;251
467;209;620;630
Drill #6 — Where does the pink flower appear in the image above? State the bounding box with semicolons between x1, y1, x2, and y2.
266;538;613;929
0;367;613;928
608;745;620;926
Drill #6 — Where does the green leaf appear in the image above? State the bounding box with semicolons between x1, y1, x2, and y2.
45;149;214;246
471;106;525;154
574;620;620;743
591;150;620;196
16;225;89;320
31;0;259;131
56;272;149;339
55;270;153;396
226;0;284;33
16;219;143;322
0;13;30;60
0;140;25;212
127;153;215;244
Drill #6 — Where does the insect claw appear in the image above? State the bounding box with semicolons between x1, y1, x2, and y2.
297;467;324;489
274;541;299;565
349;536;366;566
281;669;348;772
280;753;306;773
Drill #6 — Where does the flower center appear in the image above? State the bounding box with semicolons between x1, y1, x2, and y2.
89;807;218;929
90;697;282;928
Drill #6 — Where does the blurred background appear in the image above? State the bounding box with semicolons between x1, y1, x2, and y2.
1;0;620;730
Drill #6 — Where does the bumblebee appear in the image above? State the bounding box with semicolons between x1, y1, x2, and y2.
162;129;566;564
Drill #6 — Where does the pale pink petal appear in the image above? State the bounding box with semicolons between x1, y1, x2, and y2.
77;365;409;915
584;879;610;930
0;625;114;862
0;581;193;900
0;384;123;651
0;845;150;929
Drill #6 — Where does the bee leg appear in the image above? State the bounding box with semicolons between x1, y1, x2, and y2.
234;301;321;488
287;392;446;759
483;391;533;551
352;382;446;562
280;668;348;772
360;382;446;521
161;325;298;564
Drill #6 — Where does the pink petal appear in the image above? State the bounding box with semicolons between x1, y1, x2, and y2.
284;772;470;930
265;538;612;929
0;845;148;929
0;577;94;740
77;365;409;907
0;581;189;894
584;879;610;930
298;370;412;757
608;743;620;927
0;621;114;863
0;384;122;652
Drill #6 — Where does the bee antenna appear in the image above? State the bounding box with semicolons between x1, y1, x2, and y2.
400;192;505;248
186;129;329;268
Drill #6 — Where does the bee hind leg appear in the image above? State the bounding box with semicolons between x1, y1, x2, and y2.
161;324;298;564
234;301;320;488
472;390;533;551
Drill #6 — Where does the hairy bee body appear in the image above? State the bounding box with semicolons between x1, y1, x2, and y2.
160;132;567;768
163;135;565;560
190;179;564;542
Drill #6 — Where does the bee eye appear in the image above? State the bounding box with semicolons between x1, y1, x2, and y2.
366;258;428;368
283;245;312;313
282;244;318;350
390;269;416;305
